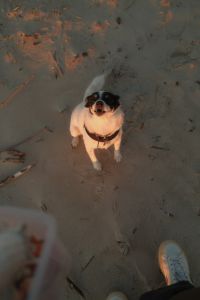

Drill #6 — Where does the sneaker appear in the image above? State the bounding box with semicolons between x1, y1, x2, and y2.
158;240;192;285
106;291;128;300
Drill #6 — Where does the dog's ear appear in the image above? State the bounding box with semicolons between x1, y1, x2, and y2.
85;97;91;108
112;94;120;110
85;94;97;108
85;95;93;108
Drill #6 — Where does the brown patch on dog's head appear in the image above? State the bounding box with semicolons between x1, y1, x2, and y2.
85;92;99;108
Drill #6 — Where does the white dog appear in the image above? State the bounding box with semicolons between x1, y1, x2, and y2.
70;73;124;171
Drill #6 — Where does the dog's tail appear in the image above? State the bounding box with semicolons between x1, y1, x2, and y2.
83;73;107;101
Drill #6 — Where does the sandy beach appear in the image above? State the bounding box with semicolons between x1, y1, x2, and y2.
0;0;200;299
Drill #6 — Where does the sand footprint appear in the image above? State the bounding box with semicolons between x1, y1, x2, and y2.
94;184;105;201
112;219;130;256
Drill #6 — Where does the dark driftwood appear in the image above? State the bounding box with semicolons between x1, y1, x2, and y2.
0;75;35;109
0;149;25;163
0;164;35;187
66;277;85;299
81;256;95;271
151;145;170;151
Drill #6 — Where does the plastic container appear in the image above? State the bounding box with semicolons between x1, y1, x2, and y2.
0;206;68;300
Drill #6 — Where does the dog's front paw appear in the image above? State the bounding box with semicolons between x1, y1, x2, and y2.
93;161;102;171
71;137;79;148
114;150;122;163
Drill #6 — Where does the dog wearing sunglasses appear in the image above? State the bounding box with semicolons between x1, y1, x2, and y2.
70;73;124;171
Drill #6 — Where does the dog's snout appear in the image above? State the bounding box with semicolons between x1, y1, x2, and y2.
96;100;104;107
95;100;105;115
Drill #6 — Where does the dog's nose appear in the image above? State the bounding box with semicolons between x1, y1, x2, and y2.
96;100;104;107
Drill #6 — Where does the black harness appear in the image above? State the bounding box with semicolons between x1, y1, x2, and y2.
84;124;120;147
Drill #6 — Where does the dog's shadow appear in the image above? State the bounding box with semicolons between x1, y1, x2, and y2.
70;137;121;176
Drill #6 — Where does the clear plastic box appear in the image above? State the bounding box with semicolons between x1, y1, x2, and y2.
0;206;68;300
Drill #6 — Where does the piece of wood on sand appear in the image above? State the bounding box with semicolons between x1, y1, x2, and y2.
0;75;35;109
0;149;25;163
0;164;35;188
52;51;64;79
66;277;86;299
81;255;95;272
